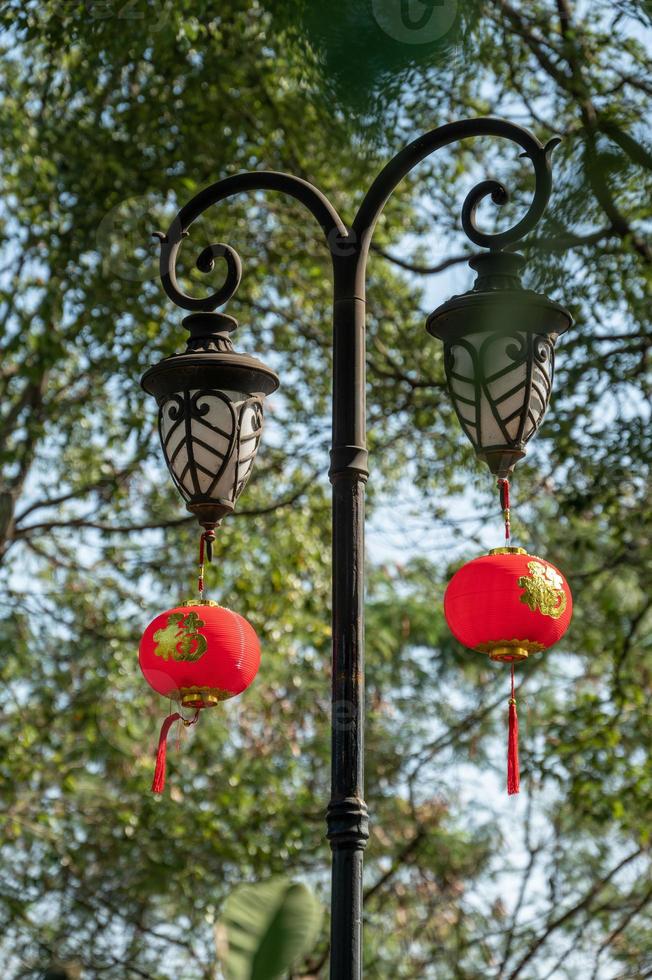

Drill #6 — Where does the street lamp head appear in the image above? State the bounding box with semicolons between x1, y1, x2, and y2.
141;311;279;530
426;251;572;478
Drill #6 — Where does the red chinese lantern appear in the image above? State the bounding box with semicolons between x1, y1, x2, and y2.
140;601;260;704
140;532;261;793
444;548;572;660
444;534;572;794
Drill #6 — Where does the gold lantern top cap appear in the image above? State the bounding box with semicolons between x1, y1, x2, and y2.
488;546;528;556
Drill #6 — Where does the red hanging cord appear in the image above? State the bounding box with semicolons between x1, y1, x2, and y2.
497;478;511;544
198;536;205;598
198;529;216;599
151;709;199;795
507;663;520;795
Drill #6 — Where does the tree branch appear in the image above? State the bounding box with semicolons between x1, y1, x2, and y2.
12;473;319;540
507;847;646;979
370;244;471;276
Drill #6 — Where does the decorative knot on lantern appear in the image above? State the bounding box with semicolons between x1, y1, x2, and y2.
444;546;572;794
139;599;260;793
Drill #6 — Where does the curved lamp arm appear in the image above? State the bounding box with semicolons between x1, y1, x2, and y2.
353;116;560;255
155;117;560;316
155;171;347;312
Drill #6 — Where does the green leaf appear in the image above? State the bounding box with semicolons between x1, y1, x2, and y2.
219;877;322;980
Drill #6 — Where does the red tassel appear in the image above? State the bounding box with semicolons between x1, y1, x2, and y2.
151;709;200;794
152;712;181;794
507;664;520;795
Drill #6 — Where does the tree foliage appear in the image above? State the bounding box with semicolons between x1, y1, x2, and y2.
0;1;650;977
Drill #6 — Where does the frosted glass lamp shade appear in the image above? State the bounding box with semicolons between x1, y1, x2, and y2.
141;314;279;527
159;387;264;524
444;331;554;477
426;252;572;477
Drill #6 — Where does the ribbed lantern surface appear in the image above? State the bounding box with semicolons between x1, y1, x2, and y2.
444;548;572;662
139;601;260;708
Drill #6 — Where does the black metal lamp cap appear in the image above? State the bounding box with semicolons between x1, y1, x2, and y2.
426;252;573;343
467;251;526;291
140;313;280;403
182;312;238;353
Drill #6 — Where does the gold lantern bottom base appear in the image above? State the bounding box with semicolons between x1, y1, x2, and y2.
178;686;234;709
474;639;546;663
488;646;529;663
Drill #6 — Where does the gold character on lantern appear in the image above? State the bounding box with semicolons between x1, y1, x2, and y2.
153;611;208;662
518;561;567;619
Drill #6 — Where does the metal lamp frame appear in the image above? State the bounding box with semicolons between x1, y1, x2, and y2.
146;117;570;980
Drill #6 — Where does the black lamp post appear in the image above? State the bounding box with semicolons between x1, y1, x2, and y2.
142;117;571;980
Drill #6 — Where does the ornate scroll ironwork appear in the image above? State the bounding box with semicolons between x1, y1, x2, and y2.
154;172;347;313
352;120;561;255
154;118;562;320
